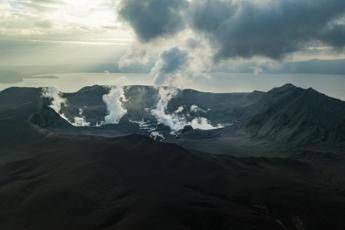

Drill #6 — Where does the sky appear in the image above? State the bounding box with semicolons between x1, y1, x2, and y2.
0;0;345;95
0;0;134;67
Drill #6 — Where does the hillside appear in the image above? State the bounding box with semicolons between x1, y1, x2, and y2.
1;84;344;155
1;85;345;229
244;84;345;145
1;133;345;230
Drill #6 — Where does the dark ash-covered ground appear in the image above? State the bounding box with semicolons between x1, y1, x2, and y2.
0;86;345;230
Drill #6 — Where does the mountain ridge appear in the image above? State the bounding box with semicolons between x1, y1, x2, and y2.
1;84;345;229
0;84;344;155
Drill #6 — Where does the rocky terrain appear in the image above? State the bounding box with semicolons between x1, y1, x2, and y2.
0;85;345;230
12;84;344;156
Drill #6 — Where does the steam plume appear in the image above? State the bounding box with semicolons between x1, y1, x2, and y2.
72;109;90;127
151;87;223;134
190;117;223;130
103;87;128;124
41;87;70;122
151;47;189;86
151;87;187;134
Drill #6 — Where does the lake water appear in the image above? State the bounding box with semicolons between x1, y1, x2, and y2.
0;72;344;100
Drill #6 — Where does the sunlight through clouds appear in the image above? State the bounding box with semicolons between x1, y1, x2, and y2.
1;0;345;80
0;0;131;38
0;0;135;66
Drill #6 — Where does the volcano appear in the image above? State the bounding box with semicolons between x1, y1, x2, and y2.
1;85;345;230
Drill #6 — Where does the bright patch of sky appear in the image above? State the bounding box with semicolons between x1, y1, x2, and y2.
0;0;136;66
0;0;130;37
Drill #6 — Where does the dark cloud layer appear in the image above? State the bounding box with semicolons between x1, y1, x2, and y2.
191;0;345;59
119;0;188;41
119;0;345;60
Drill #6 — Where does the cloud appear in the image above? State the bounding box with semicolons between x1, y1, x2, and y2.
191;0;345;60
0;0;122;38
117;0;345;70
118;0;188;41
117;0;345;61
117;43;155;72
151;47;189;86
3;0;345;77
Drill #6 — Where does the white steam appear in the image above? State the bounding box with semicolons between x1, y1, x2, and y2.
42;87;66;114
103;87;128;124
130;120;153;130
175;106;184;113
42;88;92;127
72;109;90;127
41;86;223;133
190;105;208;113
151;87;223;134
151;87;187;134
190;117;223;130
73;117;90;127
41;87;70;122
150;131;166;141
